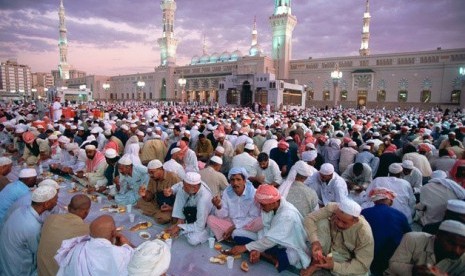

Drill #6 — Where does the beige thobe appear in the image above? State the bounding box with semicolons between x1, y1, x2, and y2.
199;166;229;196
304;203;374;276
388;232;465;276
37;213;89;276
140;139;167;164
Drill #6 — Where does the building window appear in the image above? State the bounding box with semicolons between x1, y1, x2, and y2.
340;90;348;101
150;93;153;100
451;90;461;103
377;90;386;102
126;93;129;99
398;90;408;102
307;91;314;100
323;90;330;101
227;89;238;104
421;90;431;103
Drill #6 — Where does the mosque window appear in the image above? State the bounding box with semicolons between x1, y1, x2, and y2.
340;90;348;101
421;90;431;103
377;90;386;102
307;91;314;100
323;90;330;101
451;90;461;103
398;90;408;102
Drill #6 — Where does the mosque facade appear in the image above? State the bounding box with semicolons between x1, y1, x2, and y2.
58;0;465;109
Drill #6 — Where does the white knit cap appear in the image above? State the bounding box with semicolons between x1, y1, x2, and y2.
401;160;414;170
147;159;163;170
0;157;12;166
31;186;57;203
48;134;58;140
105;148;118;159
103;129;112;136
389;163;403;174
338;199;361;217
121;125;129;131
85;144;96;151
184;172;201;185
348;141;357;147
90;128;99;134
58;136;70;144
439;220;465;237
306;143;316;150
136;130;144;136
127;240;171;276
302;151;317;162
19;168;37;178
362;145;371;150
244;143;255;150
170;147;181;155
65;143;79;152
210;156;223;165
38;179;60;189
295;162;312;177
447;199;465;214
118;154;133;165
215;146;225;154
319;163;334;175
431;170;447;179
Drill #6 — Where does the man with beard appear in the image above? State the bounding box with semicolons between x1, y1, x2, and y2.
162;147;186;180
388;220;465;275
75;145;107;189
137;159;180;224
111;154;149;206
301;199;374;276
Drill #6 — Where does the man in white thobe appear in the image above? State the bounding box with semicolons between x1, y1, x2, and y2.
52;98;62;122
231;144;258;179
55;215;134;276
304;163;349;207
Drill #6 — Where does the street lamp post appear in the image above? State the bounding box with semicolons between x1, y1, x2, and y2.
31;89;37;100
460;67;465;110
137;81;145;101
331;64;343;107
178;77;186;103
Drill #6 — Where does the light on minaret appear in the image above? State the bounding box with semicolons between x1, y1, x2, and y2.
157;0;178;66
58;0;70;80
359;0;371;56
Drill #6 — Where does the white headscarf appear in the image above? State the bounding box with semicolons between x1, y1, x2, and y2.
127;240;171;276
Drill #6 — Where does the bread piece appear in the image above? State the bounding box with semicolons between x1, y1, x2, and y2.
214;243;222;250
240;261;249;272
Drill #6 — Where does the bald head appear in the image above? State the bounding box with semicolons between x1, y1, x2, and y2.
90;215;116;241
68;194;91;220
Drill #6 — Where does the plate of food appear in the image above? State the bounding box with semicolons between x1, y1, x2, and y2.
130;221;152;232
67;187;79;193
156;231;171;240
88;194;98;202
100;205;126;213
139;231;151;240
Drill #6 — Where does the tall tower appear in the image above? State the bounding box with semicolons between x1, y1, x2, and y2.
359;0;371;56
157;0;178;66
58;0;70;80
269;0;297;79
249;16;263;57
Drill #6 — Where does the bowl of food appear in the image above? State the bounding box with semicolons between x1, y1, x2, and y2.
139;231;151;240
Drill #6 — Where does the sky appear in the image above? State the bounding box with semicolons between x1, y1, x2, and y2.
0;0;464;76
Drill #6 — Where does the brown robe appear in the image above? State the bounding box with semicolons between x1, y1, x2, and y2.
136;170;180;224
37;213;90;276
0;175;10;192
140;139;167;164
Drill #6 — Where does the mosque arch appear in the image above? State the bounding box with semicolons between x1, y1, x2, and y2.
240;81;253;106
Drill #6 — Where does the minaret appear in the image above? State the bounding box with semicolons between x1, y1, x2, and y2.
249;16;264;57
269;0;297;79
157;0;178;66
58;0;70;80
359;0;371;56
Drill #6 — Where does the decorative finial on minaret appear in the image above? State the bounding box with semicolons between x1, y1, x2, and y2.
251;16;258;46
359;0;371;56
249;16;263;57
202;33;207;55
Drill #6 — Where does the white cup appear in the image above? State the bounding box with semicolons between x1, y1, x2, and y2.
126;204;132;213
165;238;173;248
208;237;215;249
97;196;103;204
226;256;234;269
70;183;76;189
109;185;117;196
129;214;135;223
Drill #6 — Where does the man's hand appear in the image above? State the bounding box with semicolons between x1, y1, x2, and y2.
300;264;320;276
412;265;446;276
222;225;235;241
75;171;84;178
114;232;132;247
311;241;325;264
225;245;247;256
212;195;222;209
165;225;181;237
249;250;260;264
315;256;334;270
160;203;172;212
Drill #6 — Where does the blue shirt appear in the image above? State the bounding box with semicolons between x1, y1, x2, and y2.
361;204;411;275
115;164;149;205
0;206;42;276
0;180;29;223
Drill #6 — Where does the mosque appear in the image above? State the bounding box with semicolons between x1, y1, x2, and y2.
57;0;465;109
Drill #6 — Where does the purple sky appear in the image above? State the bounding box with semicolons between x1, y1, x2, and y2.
0;0;464;76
